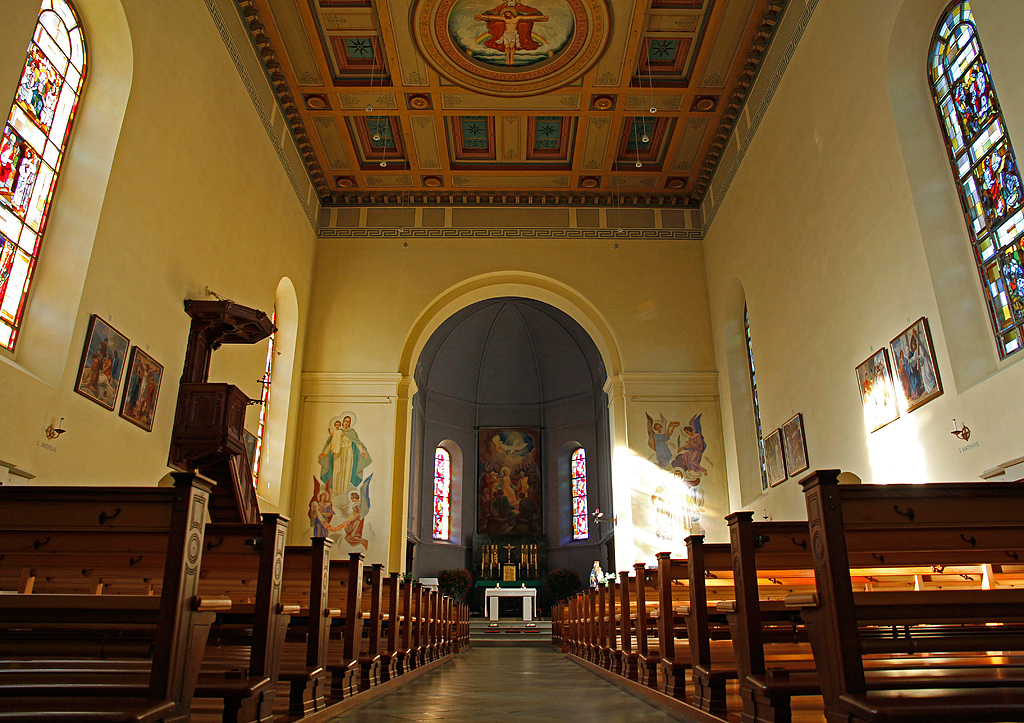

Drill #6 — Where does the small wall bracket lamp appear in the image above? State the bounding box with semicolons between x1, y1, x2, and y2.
951;419;970;442
45;418;66;439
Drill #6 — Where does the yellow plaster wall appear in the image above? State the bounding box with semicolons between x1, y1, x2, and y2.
705;0;1024;522
303;237;715;374
0;0;316;502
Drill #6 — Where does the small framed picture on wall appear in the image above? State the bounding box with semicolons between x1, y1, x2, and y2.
855;348;900;432
781;413;809;478
74;315;130;410
118;347;164;432
764;428;787;487
889;317;943;413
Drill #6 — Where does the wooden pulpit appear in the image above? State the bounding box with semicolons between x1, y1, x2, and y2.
168;299;275;524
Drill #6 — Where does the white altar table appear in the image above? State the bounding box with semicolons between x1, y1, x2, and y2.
484;586;537;621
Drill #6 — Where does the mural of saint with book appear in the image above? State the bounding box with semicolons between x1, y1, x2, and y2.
478;428;542;534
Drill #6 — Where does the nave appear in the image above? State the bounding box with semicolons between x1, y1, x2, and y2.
329;647;690;723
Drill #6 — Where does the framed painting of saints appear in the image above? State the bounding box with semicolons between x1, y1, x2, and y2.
855;348;900;432
764;428;787;487
74;315;129;410
478;428;542;535
781;413;809;478
118;347;164;432
889;317;943;413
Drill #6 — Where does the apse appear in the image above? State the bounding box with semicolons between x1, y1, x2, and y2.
407;297;612;589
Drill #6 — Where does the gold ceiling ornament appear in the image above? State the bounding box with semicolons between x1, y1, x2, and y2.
412;0;609;97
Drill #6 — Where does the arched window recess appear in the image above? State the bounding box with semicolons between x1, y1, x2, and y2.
0;0;86;351
930;1;1024;357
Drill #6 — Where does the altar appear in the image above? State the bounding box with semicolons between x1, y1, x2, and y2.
484;586;537;622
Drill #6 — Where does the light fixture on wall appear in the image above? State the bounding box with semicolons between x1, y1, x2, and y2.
45;418;66;439
951;419;971;442
591;508;617;526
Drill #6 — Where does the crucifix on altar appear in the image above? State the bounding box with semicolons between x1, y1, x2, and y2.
502;543;517;581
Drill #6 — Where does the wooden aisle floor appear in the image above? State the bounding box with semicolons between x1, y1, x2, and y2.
325;647;702;723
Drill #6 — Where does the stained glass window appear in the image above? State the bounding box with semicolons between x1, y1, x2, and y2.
930;2;1024;357
432;446;451;541
571;447;588;540
0;0;85;351
252;311;275;487
745;305;768;490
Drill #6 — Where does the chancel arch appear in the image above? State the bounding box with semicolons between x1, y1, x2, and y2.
406;297;612;602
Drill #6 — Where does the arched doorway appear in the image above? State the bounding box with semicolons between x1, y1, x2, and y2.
406;298;612;612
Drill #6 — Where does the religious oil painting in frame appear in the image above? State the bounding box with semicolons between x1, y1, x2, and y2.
118;347;164;432
781;413;809;478
764;428;787;487
855;348;900;432
74;314;129;410
478;428;542;535
889;317;943;413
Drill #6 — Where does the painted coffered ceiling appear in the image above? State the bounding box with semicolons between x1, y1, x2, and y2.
235;0;784;206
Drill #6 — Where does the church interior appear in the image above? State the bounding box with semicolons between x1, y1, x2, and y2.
3;0;1024;720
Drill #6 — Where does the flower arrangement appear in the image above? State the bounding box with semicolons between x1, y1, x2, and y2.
436;568;473;599
546;568;582;602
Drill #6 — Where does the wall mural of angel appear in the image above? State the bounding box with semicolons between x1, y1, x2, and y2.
646;412;708;478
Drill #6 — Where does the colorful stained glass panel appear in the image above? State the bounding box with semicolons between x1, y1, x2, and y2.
0;0;85;351
433;447;451;540
571;447;588;540
931;1;1024;358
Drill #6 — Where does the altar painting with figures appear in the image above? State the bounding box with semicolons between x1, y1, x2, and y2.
478;428;542;534
626;405;728;560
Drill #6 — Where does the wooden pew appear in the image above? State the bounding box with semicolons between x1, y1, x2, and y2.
618;570;638;681
633;562;660;688
394;579;415;674
0;474;219;722
655;553;691;700
325;553;363;700
192;513;290;723
378;572;401;682
357;563;384;691
726;508;1024;723
794;470;1024;723
685;535;739;716
276;538;332;715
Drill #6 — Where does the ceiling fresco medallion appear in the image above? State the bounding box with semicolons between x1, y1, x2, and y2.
412;0;609;97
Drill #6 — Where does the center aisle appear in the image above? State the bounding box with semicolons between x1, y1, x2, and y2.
328;647;693;723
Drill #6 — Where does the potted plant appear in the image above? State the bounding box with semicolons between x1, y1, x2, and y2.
546;568;582;603
436;568;473;600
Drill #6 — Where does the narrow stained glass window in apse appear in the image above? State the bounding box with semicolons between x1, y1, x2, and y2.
433;447;451;540
0;0;85;351
252;312;275;486
572;447;588;540
745;304;768;490
930;1;1024;356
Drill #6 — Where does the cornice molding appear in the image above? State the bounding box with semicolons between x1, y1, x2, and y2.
319;227;703;240
607;371;720;400
301;372;408;400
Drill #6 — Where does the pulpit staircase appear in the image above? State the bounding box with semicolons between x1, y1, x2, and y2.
168;299;275;523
